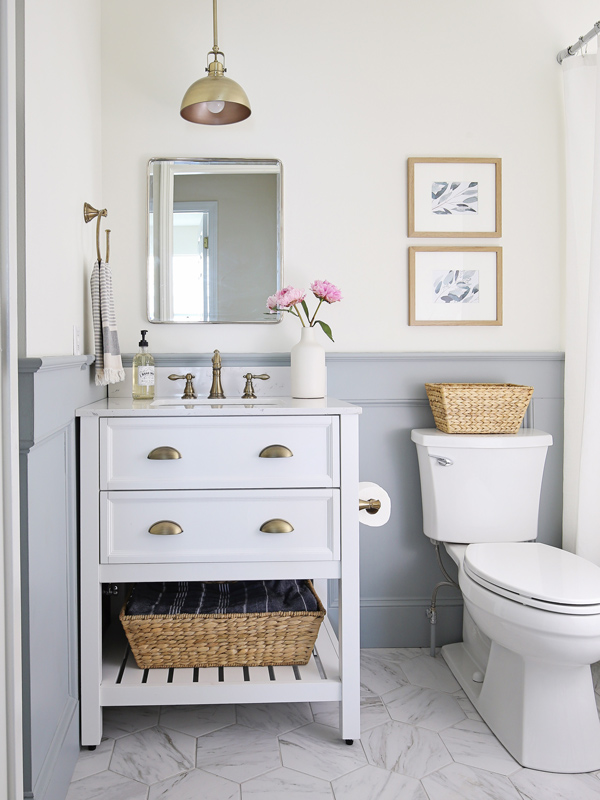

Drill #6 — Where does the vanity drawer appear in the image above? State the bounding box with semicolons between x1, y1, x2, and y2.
100;489;340;564
100;417;339;490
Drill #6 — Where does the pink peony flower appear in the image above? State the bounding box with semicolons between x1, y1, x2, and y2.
266;293;279;312
265;279;341;342
275;286;306;308
310;279;342;304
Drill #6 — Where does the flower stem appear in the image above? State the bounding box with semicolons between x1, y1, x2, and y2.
290;305;306;326
309;299;324;327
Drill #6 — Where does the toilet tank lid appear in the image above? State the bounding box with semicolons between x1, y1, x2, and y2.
465;543;600;606
411;428;553;448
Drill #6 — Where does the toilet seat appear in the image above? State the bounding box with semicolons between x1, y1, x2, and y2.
463;542;600;615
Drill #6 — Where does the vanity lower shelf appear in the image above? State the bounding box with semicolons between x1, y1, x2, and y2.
101;617;343;707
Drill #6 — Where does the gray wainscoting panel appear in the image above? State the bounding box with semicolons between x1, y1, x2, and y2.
19;356;105;800
327;352;565;647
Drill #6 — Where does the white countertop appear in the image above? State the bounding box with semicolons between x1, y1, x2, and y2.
76;396;361;417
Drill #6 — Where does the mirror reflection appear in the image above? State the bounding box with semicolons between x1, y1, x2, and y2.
147;158;282;323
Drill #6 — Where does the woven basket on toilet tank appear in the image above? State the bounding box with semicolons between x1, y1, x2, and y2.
425;383;534;434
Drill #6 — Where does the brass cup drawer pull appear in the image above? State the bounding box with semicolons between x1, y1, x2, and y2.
260;518;294;534
147;446;182;460
259;444;293;459
148;520;183;536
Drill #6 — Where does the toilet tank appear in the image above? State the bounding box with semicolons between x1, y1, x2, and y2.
411;428;552;543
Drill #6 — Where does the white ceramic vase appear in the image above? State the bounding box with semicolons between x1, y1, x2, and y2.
290;326;326;399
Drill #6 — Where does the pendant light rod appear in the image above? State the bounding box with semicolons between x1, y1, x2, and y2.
212;0;219;52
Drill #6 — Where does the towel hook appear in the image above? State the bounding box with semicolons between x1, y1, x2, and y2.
83;202;108;263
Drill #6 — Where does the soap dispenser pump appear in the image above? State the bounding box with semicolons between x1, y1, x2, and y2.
132;330;155;400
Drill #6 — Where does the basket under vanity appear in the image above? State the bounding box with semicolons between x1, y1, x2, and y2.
76;397;361;746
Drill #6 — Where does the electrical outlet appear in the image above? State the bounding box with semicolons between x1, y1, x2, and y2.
73;325;82;356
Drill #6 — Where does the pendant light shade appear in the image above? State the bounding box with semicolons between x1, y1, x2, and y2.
181;0;251;125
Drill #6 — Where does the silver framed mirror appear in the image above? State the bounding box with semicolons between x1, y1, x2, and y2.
147;158;282;323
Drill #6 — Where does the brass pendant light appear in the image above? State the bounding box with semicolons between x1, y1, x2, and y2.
180;0;251;125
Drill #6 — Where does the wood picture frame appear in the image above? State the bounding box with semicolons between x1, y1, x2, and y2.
409;246;503;326
408;157;502;237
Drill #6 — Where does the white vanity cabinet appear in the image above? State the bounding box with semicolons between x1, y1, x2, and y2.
77;398;361;746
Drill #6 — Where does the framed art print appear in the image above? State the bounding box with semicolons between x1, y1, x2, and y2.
408;157;502;237
409;246;502;326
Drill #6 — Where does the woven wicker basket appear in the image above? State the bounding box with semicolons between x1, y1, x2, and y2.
120;580;325;669
425;383;534;434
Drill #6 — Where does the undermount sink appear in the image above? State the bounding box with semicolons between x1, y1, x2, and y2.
150;397;279;408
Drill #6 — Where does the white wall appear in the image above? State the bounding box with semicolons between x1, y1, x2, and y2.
23;0;102;357
37;0;594;357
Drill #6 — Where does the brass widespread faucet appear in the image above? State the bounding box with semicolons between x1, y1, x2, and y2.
208;350;226;399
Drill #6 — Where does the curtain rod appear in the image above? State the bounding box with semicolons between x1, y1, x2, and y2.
557;21;600;64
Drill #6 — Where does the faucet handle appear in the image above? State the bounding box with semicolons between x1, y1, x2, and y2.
242;373;270;399
168;373;197;399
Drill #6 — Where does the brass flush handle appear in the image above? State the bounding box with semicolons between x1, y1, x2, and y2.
148;520;183;536
260;518;294;534
147;446;182;460
259;445;293;458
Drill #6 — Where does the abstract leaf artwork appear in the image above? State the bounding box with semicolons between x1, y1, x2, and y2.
408;158;501;237
408;246;502;325
431;182;478;216
433;269;479;304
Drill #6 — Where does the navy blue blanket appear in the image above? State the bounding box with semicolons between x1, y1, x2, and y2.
125;580;321;617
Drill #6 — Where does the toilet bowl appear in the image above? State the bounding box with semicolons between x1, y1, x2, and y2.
411;428;600;773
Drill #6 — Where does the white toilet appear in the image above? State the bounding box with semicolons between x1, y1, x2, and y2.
411;427;600;773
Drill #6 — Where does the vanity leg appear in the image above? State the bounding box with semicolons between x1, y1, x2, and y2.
79;417;103;746
339;415;361;742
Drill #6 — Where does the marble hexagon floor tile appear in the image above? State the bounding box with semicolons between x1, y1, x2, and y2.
400;654;461;693
382;683;466;732
102;705;160;739
235;701;312;734
195;723;280;782
510;767;600;800
159;704;235;737
66;769;149;800
361;647;423;663
148;768;240;800
453;689;482;721
279;722;368;780
331;764;428;800
422;762;523;800
361;719;452;779
359;650;410;695
439;719;520;776
311;692;390;732
241;766;333;798
110;726;196;785
70;738;115;782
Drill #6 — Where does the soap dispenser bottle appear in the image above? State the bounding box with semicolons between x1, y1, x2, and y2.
132;330;155;400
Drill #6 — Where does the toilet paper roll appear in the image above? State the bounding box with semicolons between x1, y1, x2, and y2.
358;481;391;527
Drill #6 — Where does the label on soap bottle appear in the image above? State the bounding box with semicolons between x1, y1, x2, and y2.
137;365;155;386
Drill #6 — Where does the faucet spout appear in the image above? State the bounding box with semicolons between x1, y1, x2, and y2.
208;350;226;399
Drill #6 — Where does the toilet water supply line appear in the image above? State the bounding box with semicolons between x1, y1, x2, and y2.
427;541;460;658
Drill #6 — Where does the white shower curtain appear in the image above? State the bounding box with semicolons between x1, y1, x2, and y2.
562;53;600;562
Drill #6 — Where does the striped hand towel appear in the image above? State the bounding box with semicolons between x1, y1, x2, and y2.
90;259;125;386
